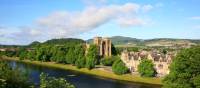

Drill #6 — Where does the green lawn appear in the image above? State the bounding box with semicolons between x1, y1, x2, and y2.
1;57;162;85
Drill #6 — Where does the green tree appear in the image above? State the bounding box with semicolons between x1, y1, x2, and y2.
75;57;86;69
40;72;75;88
66;47;76;64
101;56;118;66
75;45;86;68
163;46;200;88
112;59;129;75
111;44;117;55
138;59;156;77
0;61;33;88
86;44;98;70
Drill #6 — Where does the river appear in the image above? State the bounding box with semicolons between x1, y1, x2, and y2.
5;60;161;88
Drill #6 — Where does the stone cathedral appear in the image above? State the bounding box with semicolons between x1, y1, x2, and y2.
93;37;112;57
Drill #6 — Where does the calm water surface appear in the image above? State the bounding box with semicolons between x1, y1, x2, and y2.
6;60;161;88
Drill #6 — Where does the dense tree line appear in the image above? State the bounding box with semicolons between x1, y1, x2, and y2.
163;46;200;88
1;38;132;75
0;38;101;70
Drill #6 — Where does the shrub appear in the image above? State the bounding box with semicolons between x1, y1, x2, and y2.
112;59;129;75
101;56;118;66
40;72;75;88
138;59;156;77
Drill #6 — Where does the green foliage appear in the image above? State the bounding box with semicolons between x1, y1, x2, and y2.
75;57;86;69
138;59;156;77
101;56;118;66
115;47;139;55
163;46;200;88
40;72;75;88
86;44;98;70
111;44;117;55
112;59;129;75
0;79;6;88
0;61;33;88
75;45;86;68
162;49;167;55
66;47;76;64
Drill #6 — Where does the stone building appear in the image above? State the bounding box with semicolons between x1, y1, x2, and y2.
93;37;112;57
121;50;174;76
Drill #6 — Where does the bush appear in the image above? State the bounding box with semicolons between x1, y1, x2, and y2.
138;59;156;77
112;59;129;75
162;46;200;88
101;56;118;66
40;72;75;88
0;61;33;88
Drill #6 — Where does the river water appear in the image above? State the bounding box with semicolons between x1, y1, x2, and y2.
6;60;161;88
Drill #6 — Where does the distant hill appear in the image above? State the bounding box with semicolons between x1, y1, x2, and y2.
87;36;142;45
1;37;200;48
43;38;85;45
87;36;200;47
0;38;85;48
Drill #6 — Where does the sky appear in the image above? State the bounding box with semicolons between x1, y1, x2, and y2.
0;0;200;45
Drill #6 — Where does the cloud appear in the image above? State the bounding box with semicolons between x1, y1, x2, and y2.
35;3;144;38
0;3;153;45
189;16;200;20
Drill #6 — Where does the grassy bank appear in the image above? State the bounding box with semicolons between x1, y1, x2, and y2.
1;57;162;85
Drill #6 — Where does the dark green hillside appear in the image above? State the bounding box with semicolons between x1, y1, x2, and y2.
43;38;85;45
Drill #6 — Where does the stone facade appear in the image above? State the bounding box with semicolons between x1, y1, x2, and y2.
121;50;174;76
94;37;112;57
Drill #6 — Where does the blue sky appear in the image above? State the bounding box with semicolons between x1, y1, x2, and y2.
0;0;200;45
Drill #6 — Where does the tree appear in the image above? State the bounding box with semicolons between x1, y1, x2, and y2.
0;61;33;88
66;47;76;64
40;72;75;88
111;44;117;55
86;44;98;70
112;59;129;75
163;46;200;88
75;57;86;69
101;56;118;66
138;59;156;77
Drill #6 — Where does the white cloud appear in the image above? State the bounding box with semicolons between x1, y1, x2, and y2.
35;3;143;38
0;3;153;45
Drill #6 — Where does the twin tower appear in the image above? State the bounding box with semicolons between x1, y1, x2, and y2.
93;37;112;57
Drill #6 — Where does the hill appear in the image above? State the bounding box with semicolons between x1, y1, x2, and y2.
87;36;200;47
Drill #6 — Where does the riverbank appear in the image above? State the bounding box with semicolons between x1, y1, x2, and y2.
1;57;162;86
